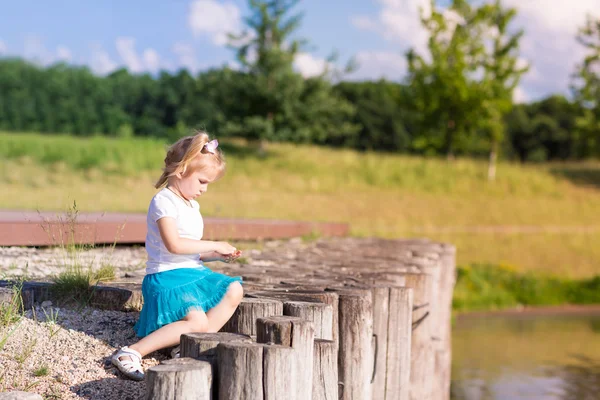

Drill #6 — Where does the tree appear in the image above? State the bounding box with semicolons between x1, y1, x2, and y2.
228;0;359;152
228;0;305;152
406;0;527;179
572;14;600;158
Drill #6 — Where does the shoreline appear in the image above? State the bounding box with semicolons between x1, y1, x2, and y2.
456;303;600;319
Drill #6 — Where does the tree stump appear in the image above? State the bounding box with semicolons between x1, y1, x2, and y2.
250;290;339;345
283;300;333;340
327;289;373;400
145;358;212;400
386;287;413;400
220;297;283;336
404;273;434;400
313;339;338;400
217;342;263;400
256;316;315;400
180;332;252;400
263;344;295;400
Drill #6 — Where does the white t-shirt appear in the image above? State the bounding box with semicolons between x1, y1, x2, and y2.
145;188;204;274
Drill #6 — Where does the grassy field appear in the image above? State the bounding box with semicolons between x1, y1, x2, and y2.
2;132;600;280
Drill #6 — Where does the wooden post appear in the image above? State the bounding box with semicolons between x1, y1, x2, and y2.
220;297;283;336
404;273;434;400
386;287;413;400
327;289;373;400
145;358;212;400
313;339;338;400
434;245;456;400
217;342;263;400
250;290;339;345
180;332;252;359
256;315;315;400
180;332;252;400
263;344;295;400
283;300;333;340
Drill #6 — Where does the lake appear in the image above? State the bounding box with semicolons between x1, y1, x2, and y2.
451;312;600;400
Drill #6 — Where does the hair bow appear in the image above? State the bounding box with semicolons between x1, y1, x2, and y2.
204;139;219;154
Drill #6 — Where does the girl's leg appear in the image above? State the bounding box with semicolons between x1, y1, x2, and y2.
128;309;208;357
124;281;243;357
206;281;244;332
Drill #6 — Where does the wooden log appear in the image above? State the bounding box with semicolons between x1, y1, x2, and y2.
256;316;315;400
145;358;212;400
386;287;413;400
434;245;456;400
263;344;294;400
250;290;339;345
180;332;252;400
342;283;395;400
403;273;434;400
220;297;283;336
313;339;338;400
283;300;333;340
180;332;252;358
217;342;263;400
327;289;373;400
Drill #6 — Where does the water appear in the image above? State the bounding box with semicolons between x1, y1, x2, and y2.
451;313;600;400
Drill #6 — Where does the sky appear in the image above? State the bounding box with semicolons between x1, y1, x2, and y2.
0;0;598;103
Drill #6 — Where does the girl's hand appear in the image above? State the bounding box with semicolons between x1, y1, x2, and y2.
220;249;242;263
215;241;237;255
199;249;242;263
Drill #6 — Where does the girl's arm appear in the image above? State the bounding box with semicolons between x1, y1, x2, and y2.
200;250;243;263
199;251;222;262
157;217;236;255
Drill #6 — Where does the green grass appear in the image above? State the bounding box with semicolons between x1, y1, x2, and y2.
454;263;600;312
1;132;600;280
33;365;49;377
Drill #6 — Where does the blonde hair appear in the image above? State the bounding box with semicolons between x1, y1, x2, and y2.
155;131;225;189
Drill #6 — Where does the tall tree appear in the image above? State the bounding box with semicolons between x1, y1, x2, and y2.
228;0;305;152
572;14;600;158
479;0;528;180
406;0;527;179
228;0;359;152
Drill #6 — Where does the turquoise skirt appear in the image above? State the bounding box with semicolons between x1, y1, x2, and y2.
134;266;243;338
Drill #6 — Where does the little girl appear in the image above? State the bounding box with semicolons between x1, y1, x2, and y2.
111;131;244;381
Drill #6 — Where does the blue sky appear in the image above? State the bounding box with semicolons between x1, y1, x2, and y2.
0;0;598;102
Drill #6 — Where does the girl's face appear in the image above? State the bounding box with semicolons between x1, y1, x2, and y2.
175;166;220;200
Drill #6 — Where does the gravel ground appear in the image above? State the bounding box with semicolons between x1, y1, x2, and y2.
0;240;292;399
0;304;165;400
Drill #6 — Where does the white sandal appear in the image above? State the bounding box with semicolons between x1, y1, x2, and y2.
112;346;145;381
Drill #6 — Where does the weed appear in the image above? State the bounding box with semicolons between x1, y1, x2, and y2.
42;307;61;339
33;365;49;377
15;338;37;365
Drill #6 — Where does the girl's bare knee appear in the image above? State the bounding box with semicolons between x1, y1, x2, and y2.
225;282;244;305
184;310;208;332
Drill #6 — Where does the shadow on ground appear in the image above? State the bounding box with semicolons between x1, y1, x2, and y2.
550;166;600;190
72;376;145;400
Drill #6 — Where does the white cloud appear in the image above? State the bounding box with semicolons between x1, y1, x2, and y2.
0;39;6;54
22;36;74;66
294;53;331;78
189;0;242;46
502;0;598;99
24;35;53;65
56;45;72;62
90;44;118;75
143;48;160;73
116;37;143;73
173;42;198;72
348;51;407;81
513;86;528;103
352;0;431;56
351;0;599;99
